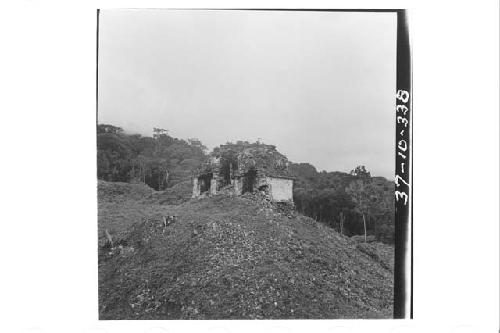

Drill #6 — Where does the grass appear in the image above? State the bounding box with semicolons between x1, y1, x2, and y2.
98;181;394;319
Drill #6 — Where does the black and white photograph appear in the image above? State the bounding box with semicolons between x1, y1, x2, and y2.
1;0;500;332
97;9;404;319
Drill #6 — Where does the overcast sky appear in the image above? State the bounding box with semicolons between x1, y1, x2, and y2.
98;10;397;178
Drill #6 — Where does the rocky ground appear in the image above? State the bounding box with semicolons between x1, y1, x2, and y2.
98;181;394;319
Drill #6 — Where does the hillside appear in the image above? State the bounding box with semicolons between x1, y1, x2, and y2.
98;181;394;319
97;124;394;244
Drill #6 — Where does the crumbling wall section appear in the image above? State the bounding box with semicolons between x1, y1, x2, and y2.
255;172;268;190
232;177;243;195
236;146;290;178
210;177;218;195
192;177;200;198
192;143;294;202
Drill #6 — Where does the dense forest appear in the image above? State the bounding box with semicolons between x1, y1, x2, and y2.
290;164;394;244
97;124;394;244
97;124;206;190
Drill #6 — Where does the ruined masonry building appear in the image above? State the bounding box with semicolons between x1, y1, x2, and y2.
192;143;294;202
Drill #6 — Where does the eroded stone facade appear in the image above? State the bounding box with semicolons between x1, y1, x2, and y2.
192;143;294;202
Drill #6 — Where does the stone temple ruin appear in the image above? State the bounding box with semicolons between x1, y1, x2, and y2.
192;143;294;202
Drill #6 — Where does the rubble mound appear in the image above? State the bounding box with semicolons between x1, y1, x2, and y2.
240;190;297;218
99;194;394;319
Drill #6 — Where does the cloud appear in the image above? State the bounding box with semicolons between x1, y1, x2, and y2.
98;10;397;178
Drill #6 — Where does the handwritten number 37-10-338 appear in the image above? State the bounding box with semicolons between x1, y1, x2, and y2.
395;90;409;205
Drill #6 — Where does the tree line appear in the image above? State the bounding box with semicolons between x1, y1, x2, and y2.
97;124;394;244
97;124;206;190
290;164;395;244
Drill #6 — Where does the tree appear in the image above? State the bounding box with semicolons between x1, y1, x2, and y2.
350;165;371;178
96;132;133;181
339;211;345;235
153;127;169;139
346;178;376;242
97;124;207;190
188;138;208;154
97;124;123;134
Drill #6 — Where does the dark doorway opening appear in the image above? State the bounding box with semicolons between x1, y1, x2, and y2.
242;169;257;193
258;184;269;193
198;173;213;193
219;159;237;186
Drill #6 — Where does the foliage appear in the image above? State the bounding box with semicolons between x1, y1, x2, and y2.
291;164;394;244
349;165;371;178
97;124;207;190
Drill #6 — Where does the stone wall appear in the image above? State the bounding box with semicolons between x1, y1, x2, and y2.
193;173;294;202
192;174;217;198
192;144;295;202
232;177;243;195
192;177;200;198
265;177;294;202
210;177;218;195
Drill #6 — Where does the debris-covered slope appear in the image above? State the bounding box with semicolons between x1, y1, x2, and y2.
98;185;394;319
98;180;192;245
